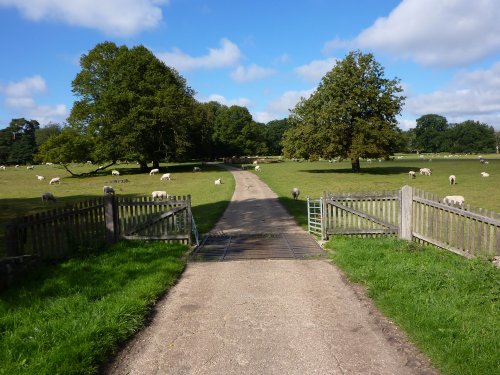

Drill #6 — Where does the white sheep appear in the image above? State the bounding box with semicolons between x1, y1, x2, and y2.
103;186;115;195
449;175;456;185
41;192;56;202
408;171;416;179
255;165;261;172
193;166;201;172
481;172;490;177
111;170;120;176
45;162;53;166
419;167;432;176
149;168;159;175
15;165;19;168
161;173;171;181
26;165;34;170
0;165;6;170
36;175;45;181
49;177;61;185
443;195;465;206
152;190;168;200
291;187;300;200
214;178;222;185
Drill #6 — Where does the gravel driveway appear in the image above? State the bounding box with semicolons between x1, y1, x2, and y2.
105;166;437;375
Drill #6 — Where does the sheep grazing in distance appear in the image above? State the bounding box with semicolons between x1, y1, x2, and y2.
103;186;115;195
0;165;5;170
49;177;61;185
449;175;456;185
255;165;261;172
42;192;56;203
481;172;490;177
152;191;168;200
193;166;201;172
27;165;34;170
161;173;171;181
292;187;300;200
214;178;222;185
15;165;19;168
111;170;120;176
150;168;159;175
45;162;53;166
419;168;432;176
408;171;416;179
443;195;465;207
36;175;45;181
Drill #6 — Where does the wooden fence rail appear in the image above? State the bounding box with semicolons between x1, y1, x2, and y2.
4;195;193;260
320;185;500;259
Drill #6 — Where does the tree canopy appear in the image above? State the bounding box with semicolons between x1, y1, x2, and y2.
0;118;39;164
282;51;405;172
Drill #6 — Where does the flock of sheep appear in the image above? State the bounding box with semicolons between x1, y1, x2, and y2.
407;158;492;207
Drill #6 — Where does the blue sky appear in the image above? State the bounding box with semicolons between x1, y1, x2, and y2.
0;0;499;130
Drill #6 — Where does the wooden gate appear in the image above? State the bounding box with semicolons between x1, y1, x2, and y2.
323;191;400;237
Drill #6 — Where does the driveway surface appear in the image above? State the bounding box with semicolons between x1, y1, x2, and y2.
105;166;437;375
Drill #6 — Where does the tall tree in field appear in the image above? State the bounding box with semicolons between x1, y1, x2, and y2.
67;42;196;169
6;118;39;164
265;118;291;155
447;120;495;153
414;114;449;153
282;51;405;172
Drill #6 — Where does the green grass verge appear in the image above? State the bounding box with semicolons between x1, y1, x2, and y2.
0;241;187;375
326;236;500;375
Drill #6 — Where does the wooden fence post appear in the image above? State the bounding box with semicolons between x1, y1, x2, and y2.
400;185;413;240
322;191;327;240
186;195;192;246
104;195;118;245
5;223;20;257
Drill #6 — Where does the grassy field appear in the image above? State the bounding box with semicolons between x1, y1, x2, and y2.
252;153;500;229
327;236;500;375
0;241;187;375
0;162;234;256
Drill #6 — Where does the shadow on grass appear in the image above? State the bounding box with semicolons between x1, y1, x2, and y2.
302;166;423;175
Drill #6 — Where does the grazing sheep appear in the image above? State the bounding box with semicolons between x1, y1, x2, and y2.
49;177;61;185
291;187;300;200
86;161;93;165
253;160;259;165
41;192;56;202
111;170;120;176
149;168;159;175
449;175;456;185
255;165;261;172
214;178;222;185
408;171;416;179
193;166;201;172
27;165;34;170
152;191;168;200
45;162;53;166
481;172;490;177
36;175;45;181
15;165;19;168
103;186;115;195
443;195;465;206
161;173;171;181
419;167;432;176
0;165;6;170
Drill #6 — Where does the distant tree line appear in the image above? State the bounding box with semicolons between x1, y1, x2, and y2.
401;114;498;154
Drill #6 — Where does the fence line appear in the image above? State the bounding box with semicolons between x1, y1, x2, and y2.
317;186;500;259
4;195;193;260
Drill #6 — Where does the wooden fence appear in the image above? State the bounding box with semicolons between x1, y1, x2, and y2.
318;185;500;259
5;195;194;260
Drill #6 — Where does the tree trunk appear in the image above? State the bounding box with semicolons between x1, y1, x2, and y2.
152;160;160;169
351;157;361;173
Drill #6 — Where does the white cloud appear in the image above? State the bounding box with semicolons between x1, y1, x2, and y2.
253;112;278;124
267;88;315;114
158;38;241;72
230;64;275;83
405;62;500;128
324;0;500;67
0;76;68;125
198;94;252;108
295;57;338;82
397;118;416;131
0;0;167;36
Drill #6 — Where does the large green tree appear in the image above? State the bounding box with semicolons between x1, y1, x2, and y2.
265;118;291;155
282;51;405;172
41;42;197;172
2;118;40;164
446;120;495;153
414;114;449;153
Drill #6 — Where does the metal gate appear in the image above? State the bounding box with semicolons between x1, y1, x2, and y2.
307;197;324;239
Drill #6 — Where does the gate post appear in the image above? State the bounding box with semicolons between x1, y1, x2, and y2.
322;191;327;240
104;195;119;245
400;185;413;240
